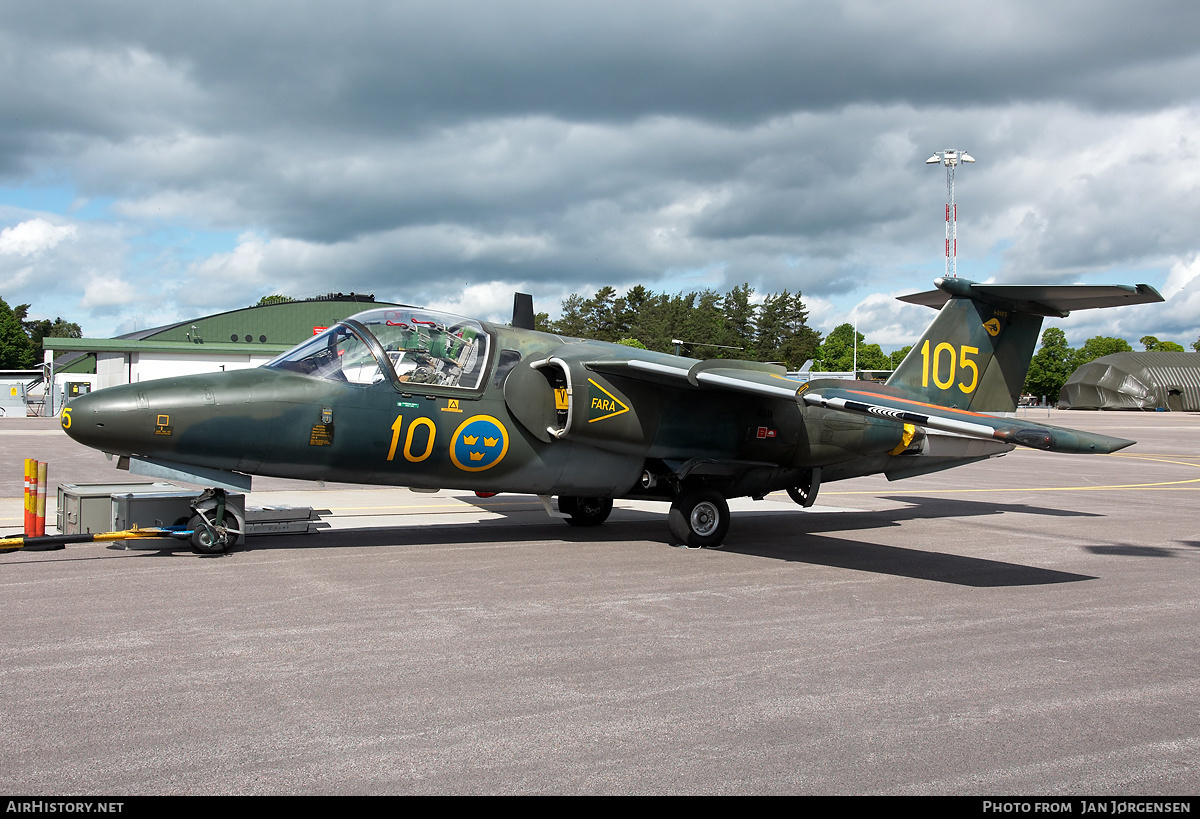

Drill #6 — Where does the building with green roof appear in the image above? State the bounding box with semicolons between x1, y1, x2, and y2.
41;293;402;413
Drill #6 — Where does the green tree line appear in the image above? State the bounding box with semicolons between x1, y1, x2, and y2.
539;283;821;370
539;285;932;373
808;324;913;372
1023;329;1198;400
0;297;82;369
543;286;1200;390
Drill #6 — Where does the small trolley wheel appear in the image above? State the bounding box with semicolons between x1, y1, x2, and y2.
668;490;730;547
188;513;238;554
558;496;613;527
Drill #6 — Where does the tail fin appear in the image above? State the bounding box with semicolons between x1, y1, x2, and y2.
886;278;1163;412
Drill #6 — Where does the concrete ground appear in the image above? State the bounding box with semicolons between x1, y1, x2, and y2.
0;410;1196;794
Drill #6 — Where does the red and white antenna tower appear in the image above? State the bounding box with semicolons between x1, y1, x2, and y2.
926;149;975;278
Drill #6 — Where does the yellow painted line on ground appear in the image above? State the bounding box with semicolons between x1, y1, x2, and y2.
822;485;1200;496
321;501;545;515
328;500;541;510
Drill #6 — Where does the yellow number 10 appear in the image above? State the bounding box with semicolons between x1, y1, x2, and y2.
920;341;980;394
387;415;436;462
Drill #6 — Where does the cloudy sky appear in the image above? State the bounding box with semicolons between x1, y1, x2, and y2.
3;0;1200;349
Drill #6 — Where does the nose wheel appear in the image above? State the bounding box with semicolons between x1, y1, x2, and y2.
188;512;239;554
668;489;729;547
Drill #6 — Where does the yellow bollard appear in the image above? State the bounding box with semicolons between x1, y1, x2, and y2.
36;461;47;537
23;459;34;536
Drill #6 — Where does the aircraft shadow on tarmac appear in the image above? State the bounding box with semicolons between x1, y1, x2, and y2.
108;492;1101;588
708;495;1101;588
1082;542;1196;558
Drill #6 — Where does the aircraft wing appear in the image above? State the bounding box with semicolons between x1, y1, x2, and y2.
799;385;1134;454
586;358;1134;455
588;358;802;397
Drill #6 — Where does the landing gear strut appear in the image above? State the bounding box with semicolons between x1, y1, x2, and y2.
668;489;730;547
187;488;243;554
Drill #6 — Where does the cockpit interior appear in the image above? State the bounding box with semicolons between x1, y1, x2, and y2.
266;308;491;390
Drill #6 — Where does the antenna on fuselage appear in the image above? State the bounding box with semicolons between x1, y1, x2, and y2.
512;293;535;330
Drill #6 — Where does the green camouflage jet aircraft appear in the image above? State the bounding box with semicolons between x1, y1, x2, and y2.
62;278;1162;552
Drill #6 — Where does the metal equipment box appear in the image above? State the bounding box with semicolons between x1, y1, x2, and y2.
0;381;27;417
56;483;324;548
57;482;182;535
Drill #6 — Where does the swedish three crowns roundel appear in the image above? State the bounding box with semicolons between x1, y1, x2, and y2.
450;415;510;472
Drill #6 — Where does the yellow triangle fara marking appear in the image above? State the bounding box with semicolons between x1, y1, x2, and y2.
587;378;630;423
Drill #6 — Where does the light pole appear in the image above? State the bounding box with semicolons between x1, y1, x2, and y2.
926;149;975;278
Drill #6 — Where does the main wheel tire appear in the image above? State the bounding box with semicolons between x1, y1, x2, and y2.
558;496;613;527
668;490;730;547
188;512;237;554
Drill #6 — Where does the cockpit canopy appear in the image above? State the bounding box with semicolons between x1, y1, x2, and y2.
265;307;490;390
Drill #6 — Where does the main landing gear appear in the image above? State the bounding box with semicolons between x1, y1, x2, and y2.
554;488;731;548
558;496;614;527
668;489;730;548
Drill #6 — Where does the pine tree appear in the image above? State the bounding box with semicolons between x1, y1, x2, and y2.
721;283;756;356
552;294;589;337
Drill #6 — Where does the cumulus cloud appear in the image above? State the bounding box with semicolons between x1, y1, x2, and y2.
0;1;1197;346
0;218;76;256
80;274;141;309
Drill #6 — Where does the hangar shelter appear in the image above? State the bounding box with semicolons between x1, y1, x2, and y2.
1058;352;1200;411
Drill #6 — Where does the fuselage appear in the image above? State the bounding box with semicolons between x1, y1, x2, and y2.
62;306;911;500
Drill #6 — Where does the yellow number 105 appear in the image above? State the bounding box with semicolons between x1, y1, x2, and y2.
920;341;979;394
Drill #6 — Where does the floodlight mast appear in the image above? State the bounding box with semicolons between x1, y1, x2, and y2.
925;149;975;278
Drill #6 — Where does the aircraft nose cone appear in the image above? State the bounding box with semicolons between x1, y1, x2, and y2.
60;385;144;455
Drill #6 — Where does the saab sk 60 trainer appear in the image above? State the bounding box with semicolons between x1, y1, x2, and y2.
63;278;1162;552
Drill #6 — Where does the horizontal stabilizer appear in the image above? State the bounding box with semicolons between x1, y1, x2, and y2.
898;278;1164;318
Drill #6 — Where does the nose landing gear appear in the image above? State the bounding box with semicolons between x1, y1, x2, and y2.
187;488;244;554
